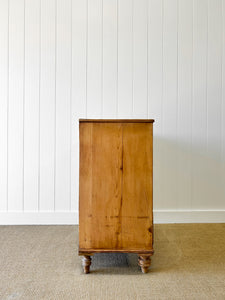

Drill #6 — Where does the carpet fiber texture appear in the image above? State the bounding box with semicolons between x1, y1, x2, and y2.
0;224;225;300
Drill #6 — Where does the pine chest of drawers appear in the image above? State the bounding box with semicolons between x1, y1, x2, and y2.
79;119;154;273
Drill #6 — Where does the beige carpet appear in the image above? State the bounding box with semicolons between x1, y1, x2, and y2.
0;224;225;300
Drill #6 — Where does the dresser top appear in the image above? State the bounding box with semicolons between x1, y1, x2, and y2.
79;119;155;123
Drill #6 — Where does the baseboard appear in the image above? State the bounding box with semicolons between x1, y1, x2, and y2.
154;210;225;223
0;211;78;225
0;210;225;225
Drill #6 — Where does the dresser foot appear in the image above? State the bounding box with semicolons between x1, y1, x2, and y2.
82;255;92;274
138;254;152;273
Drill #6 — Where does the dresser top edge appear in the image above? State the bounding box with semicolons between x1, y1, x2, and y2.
79;119;155;123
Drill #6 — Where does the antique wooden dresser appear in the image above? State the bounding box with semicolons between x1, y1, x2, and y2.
79;119;154;273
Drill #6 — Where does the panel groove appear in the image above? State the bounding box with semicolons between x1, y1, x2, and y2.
116;0;119;118
101;0;103;118
161;0;164;136
190;0;194;210
176;0;179;142
69;0;72;211
86;0;88;118
132;0;134;117
22;0;25;212
221;0;224;161
146;0;149;119
206;0;209;154
38;0;41;212
7;0;10;212
54;0;57;212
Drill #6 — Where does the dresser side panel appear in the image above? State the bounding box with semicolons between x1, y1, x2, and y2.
79;122;93;249
121;123;153;250
79;122;153;251
79;123;123;249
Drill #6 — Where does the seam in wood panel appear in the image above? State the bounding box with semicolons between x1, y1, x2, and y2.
90;123;93;226
117;123;123;248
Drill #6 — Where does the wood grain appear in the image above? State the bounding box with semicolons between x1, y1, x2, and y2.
79;122;123;249
121;123;153;249
79;121;154;254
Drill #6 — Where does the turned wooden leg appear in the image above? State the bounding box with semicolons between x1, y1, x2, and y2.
82;255;92;274
138;254;152;273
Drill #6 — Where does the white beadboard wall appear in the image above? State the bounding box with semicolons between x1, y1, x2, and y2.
0;0;225;224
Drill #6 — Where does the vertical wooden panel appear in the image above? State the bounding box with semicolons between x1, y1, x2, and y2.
39;0;56;211
102;0;118;118
55;0;71;211
0;0;8;211
86;0;102;118
117;0;133;117
24;0;40;211
122;123;153;249
71;0;87;211
133;0;148;118
177;0;193;209
79;123;122;249
148;0;163;210
192;0;208;209
161;0;178;209
206;0;223;209
91;123;122;249
8;0;24;211
79;123;93;247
